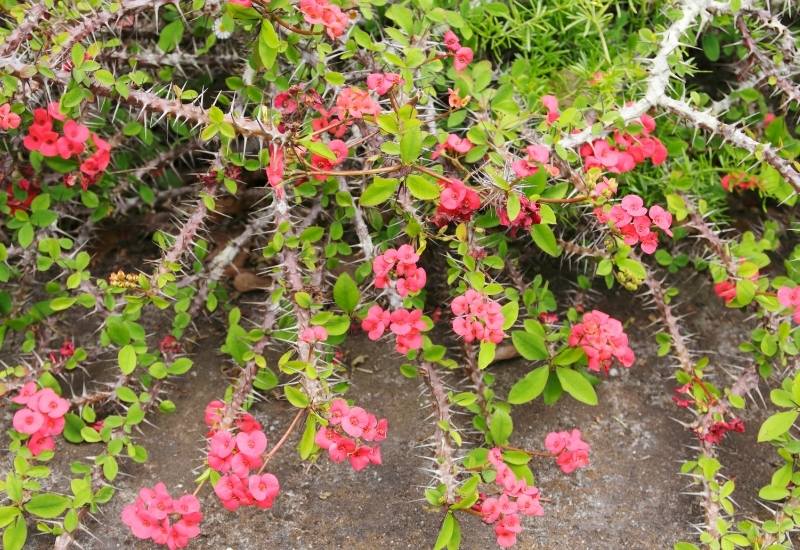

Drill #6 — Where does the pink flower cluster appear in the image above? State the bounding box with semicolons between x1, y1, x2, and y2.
298;0;350;40
511;144;559;179
699;418;745;444
443;30;473;72
478;448;544;548
594;194;672;254
0;103;20;130
315;398;387;471
778;286;800;323
545;429;590;474
450;290;505;344
22;104;112;189
541;95;559;125
310;138;348;180
362;306;425;353
432;178;481;226
203;401;281;511
335;87;380;119
121;483;202;550
431;133;473;160
580;115;667;173
366;72;403;96
12;383;69;456
498;196;541;236
568;310;635;373
300;325;329;343
372;244;427;297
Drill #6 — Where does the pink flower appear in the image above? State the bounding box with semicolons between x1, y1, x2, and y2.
209;430;236;459
27;432;55;456
299;0;350;40
12;382;37;405
248;473;280;502
541;95;559;124
13;408;44;434
310;139;348;180
361;305;391;340
0;103;20;130
34;388;69;418
342;406;369;438
443;30;461;52
204;400;225;427
366;73;403;96
433;179;480;226
544;431;570;455
453;46;473;72
389;308;426;353
236;430;268;457
266;144;285;196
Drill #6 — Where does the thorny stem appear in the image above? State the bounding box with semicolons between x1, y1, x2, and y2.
420;362;460;503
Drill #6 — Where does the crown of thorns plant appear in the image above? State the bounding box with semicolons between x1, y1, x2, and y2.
2;0;800;548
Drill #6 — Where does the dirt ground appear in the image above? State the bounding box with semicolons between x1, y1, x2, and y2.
14;270;783;550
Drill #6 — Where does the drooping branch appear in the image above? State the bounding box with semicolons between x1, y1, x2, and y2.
420;362;460;504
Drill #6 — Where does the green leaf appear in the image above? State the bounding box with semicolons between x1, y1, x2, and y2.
531;224;561;257
406;174;440;200
506;193;521;222
24;493;70;518
17;223;34;248
500;301;518;330
50;297;76;311
3;515;26;550
433;512;456;550
508;366;550;404
333;273;359;313
158;19;184;53
400;128;424;164
0;507;20;529
757;410;798;442
302;138;337;161
284;385;310;408
298;416;317;460
511;330;548;360
489;408;513;444
702;33;720;62
478;341;495;370
118;345;137;375
260;19;280;48
556;367;597;405
360;177;398;206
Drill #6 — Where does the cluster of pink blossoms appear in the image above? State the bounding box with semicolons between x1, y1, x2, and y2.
512;144;559;179
545;429;591;474
579;115;667;173
431;133;473;160
450;290;505;344
335;86;380;119
594;194;672;254
432;178;481;226
498;196;541;237
12;383;69;456
121;483;202;550
698;417;745;444
443;30;473;72
372;244;427;297
315;398;387;471
203;401;280;511
568;310;635;373
300;325;329;343
298;0;350;40
22;104;111;189
0;103;20;130
778;286;800;323
310;139;348;180
476;448;544;548
366;72;403;96
362;306;426;353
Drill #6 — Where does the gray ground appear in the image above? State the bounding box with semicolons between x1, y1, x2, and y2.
18;276;782;550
